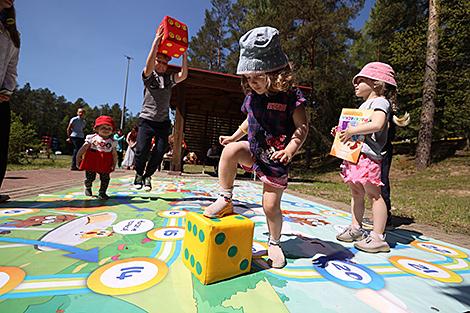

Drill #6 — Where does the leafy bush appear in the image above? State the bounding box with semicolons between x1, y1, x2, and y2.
8;112;41;164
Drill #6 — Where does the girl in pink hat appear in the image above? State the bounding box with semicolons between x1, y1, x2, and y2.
76;115;118;200
333;62;399;253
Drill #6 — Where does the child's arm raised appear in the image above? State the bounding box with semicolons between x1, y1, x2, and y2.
219;118;248;146
75;142;90;166
143;26;164;77
339;110;387;143
271;106;309;164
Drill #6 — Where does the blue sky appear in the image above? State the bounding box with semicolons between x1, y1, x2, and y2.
15;0;374;115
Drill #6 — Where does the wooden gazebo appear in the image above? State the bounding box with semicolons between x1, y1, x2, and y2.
168;66;246;173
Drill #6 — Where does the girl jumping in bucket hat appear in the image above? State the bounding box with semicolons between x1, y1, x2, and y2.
203;26;309;268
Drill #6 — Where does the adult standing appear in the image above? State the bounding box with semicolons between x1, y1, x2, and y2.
67;108;86;170
0;0;20;203
133;25;188;191
113;129;125;168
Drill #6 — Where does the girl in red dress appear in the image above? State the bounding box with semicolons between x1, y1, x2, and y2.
76;116;118;200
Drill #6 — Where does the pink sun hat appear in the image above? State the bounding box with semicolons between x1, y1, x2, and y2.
352;62;397;87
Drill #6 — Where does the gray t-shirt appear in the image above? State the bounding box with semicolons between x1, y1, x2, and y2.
139;71;176;122
359;97;391;160
69;116;86;138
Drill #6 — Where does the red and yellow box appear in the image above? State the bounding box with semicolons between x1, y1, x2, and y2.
157;16;188;58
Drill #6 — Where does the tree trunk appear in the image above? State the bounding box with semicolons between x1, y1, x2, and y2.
416;0;439;170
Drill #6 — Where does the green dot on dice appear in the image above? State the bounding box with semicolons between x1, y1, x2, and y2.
215;232;226;245
184;248;189;259
187;221;192;232
240;259;249;270
190;255;195;267
198;230;205;242
193;224;198;236
228;246;238;257
235;216;245;220
196;262;202;275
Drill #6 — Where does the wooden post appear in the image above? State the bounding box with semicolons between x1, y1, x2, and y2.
171;85;186;174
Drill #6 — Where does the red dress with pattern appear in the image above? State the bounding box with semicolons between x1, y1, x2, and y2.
79;134;116;174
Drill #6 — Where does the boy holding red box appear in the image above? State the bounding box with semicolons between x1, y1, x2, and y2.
134;22;188;191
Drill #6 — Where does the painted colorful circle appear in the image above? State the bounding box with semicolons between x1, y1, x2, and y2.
147;227;185;241
0;208;39;216
389;256;463;283
158;210;187;218
314;260;384;291
87;258;168;295
252;241;268;258
411;241;468;259
170;205;201;211
113;219;154;235
0;267;26;296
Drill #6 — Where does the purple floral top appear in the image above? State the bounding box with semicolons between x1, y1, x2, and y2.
241;87;306;178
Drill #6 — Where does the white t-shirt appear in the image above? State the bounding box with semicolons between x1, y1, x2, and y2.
358;97;391;160
85;134;117;152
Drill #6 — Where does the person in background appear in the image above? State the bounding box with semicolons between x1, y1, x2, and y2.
113;129;125;168
67;108;86;170
122;126;138;170
133;25;188;191
0;0;20;203
206;143;221;174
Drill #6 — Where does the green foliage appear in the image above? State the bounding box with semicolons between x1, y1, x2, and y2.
9;83;138;155
8;112;40;164
188;0;235;72
355;0;470;143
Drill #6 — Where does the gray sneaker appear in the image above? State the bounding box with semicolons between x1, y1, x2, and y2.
143;176;152;192
354;234;390;253
336;225;367;242
134;174;143;190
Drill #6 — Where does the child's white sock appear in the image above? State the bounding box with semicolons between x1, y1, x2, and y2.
203;187;234;218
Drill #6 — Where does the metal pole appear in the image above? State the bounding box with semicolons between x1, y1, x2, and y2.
121;55;133;130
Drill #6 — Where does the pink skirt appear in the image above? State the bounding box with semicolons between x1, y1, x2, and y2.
240;164;288;189
340;154;383;186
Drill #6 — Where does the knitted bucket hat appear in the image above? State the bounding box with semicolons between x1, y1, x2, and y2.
94;115;115;130
236;26;289;75
352;62;397;87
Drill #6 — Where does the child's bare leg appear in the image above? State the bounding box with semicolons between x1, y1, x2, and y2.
204;142;253;218
354;183;390;253
364;183;387;235
349;183;365;227
263;183;286;268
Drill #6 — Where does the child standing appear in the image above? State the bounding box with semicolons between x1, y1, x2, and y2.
335;62;397;253
203;26;309;268
76;116;118;200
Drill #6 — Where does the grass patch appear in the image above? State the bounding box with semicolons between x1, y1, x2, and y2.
289;152;470;235
7;155;72;171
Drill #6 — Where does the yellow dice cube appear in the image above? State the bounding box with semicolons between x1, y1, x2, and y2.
182;212;254;284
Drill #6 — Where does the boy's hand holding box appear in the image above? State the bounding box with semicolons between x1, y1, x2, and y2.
157;16;188;58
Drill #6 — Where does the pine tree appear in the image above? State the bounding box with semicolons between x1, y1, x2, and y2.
416;0;440;170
